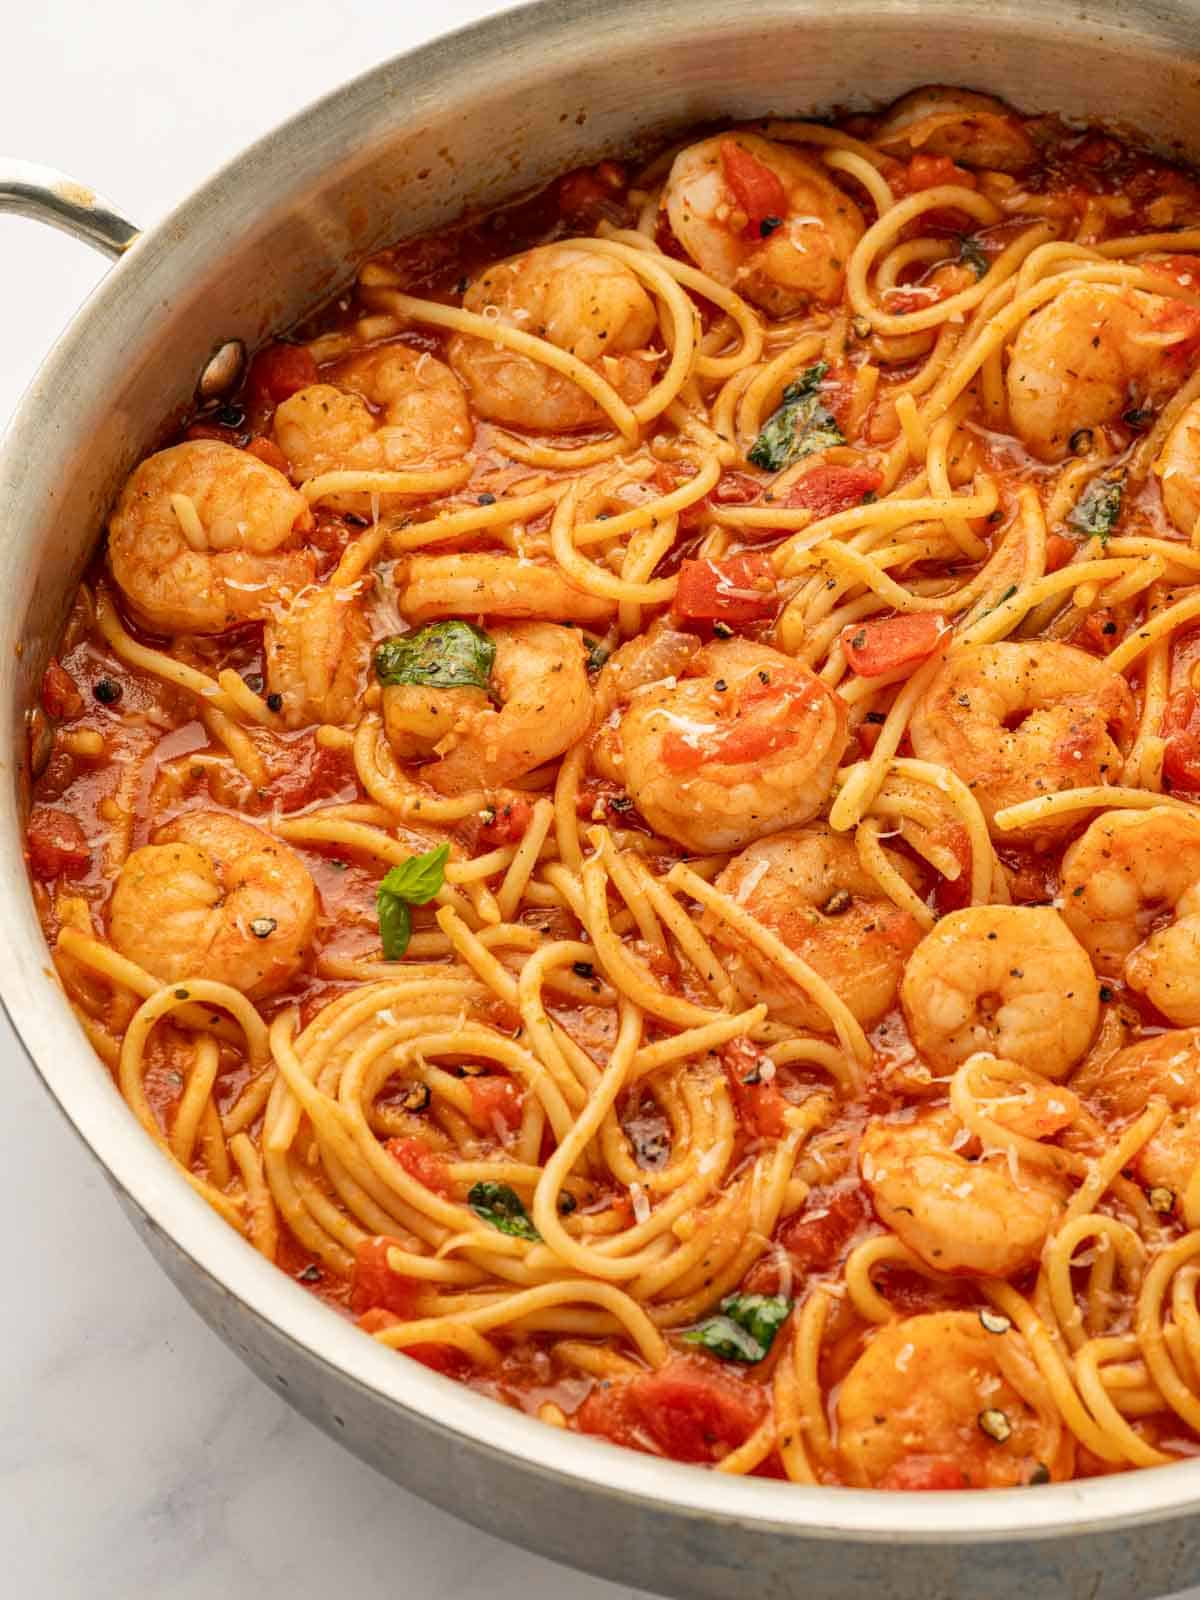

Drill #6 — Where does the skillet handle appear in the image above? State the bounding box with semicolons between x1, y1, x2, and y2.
0;160;139;259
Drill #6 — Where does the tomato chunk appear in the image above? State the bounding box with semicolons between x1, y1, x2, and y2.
721;1037;790;1140
673;552;777;625
720;139;789;239
27;806;90;880
246;435;290;475
576;1379;648;1452
1043;532;1076;573
778;1187;868;1275
1164;688;1200;791
246;343;319;409
41;659;83;720
785;464;883;520
841;612;947;678
385;1135;454;1197
351;1236;420;1317
478;797;532;847
357;1307;470;1374
631;1354;768;1462
466;1073;524;1135
902;153;976;193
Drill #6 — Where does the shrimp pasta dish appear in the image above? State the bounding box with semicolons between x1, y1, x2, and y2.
30;85;1200;1491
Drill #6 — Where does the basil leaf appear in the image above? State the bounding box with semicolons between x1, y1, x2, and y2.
959;235;989;279
747;362;844;471
376;842;450;958
375;620;495;691
1067;473;1124;544
468;1181;541;1240
682;1292;792;1363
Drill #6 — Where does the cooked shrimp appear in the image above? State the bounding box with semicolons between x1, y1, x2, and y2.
591;637;848;852
837;1312;1062;1489
1154;395;1200;537
860;1101;1072;1277
1061;807;1200;1026
108;440;315;635
383;621;593;793
109;812;317;999
873;87;1036;172
909;641;1134;839
900;905;1100;1078
709;825;923;1030
1073;1028;1200;1195
1007;281;1200;460
663;133;865;317
446;244;657;431
273;342;472;487
263;581;371;730
396;552;614;625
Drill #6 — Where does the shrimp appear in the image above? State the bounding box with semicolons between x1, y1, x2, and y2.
107;440;316;635
900;905;1100;1078
263;580;372;730
446;244;658;431
1072;1028;1200;1196
396;552;614;626
109;811;318;999
837;1311;1063;1489
1006;281;1200;460
1154;395;1200;537
591;637;848;852
709;825;923;1030
909;641;1134;839
860;1098;1073;1278
1060;807;1200;1026
273;342;472;489
382;621;593;793
873;87;1036;173
662;133;865;317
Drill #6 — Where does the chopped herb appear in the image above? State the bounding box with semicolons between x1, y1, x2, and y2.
249;916;277;940
958;235;989;279
1067;473;1124;544
681;1293;792;1363
759;214;784;238
747;362;844;471
712;620;735;639
585;638;611;673
375;620;495;692
979;1308;1011;1335
851;315;873;340
1069;427;1095;456
93;677;122;705
608;794;634;813
468;1180;541;1240
972;583;1018;624
376;842;450;959
978;1408;1013;1443
400;1082;432;1114
1149;1185;1175;1215
266;692;283;713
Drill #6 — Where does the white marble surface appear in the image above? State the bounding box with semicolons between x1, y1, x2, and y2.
0;4;654;1597
4;8;1200;1599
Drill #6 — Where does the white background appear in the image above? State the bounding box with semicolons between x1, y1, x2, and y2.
2;7;1198;1599
0;4;654;1597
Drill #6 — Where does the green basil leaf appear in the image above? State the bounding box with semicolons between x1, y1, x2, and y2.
376;842;450;959
468;1181;541;1240
375;621;495;691
1067;473;1125;544
747;362;844;471
958;235;989;279
681;1292;792;1363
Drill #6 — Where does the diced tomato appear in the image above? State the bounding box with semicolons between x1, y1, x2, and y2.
26;806;90;880
778;1187;868;1275
41;659;82;720
841;612;947;678
356;1307;471;1374
721;1037;790;1140
785;464;883;520
351;1236;420;1317
246;435;290;475
246;343;319;409
630;1354;768;1463
902;153;977;193
931;822;973;916
466;1073;524;1135
711;470;763;507
576;1379;649;1452
1071;606;1121;656
1152;292;1200;365
720;139;789;239
478;797;532;847
558;161;627;226
1044;532;1076;573
1147;254;1200;292
385;1135;454;1197
881;1455;972;1491
263;741;351;811
1164;688;1200;791
673;552;777;625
